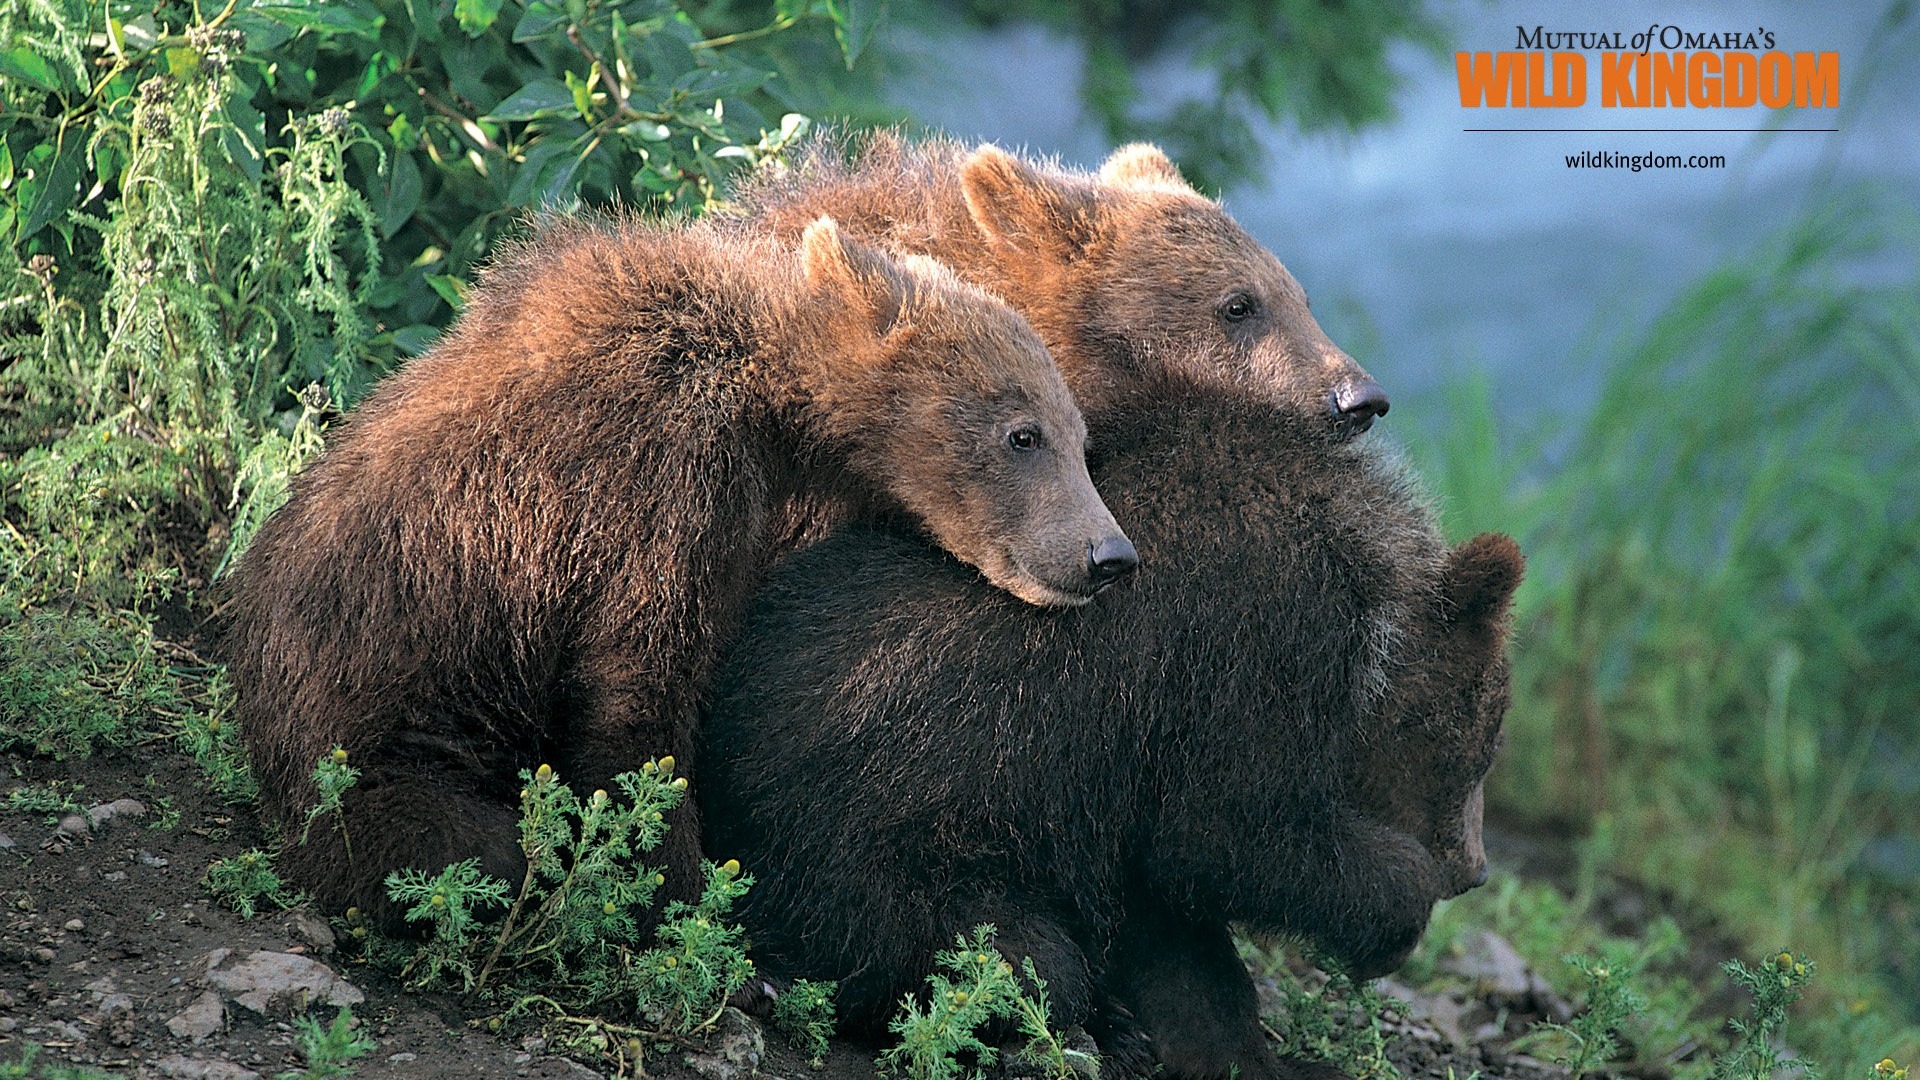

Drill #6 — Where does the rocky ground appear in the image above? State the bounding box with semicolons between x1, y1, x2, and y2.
0;748;1582;1080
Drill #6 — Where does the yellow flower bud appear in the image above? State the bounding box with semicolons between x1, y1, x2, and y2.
664;955;678;968
642;761;657;774
721;859;741;877
654;873;666;885
672;777;688;790
1775;951;1794;971
1878;1061;1898;1074
351;926;368;939
659;755;676;774
207;718;222;734
488;1017;503;1032
536;763;553;780
603;901;617;915
430;893;446;908
331;748;348;764
345;907;362;921
951;991;968;1005
593;789;608;805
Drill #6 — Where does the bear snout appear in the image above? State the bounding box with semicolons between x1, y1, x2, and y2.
1086;533;1140;590
1332;377;1391;433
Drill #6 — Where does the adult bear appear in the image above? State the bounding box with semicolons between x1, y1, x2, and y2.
699;392;1521;1080
225;216;1133;927
723;133;1390;432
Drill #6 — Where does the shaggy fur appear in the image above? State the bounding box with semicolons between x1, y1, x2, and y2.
722;132;1388;430
224;215;1132;926
698;392;1522;1080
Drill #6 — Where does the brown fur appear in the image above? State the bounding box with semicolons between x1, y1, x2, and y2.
722;131;1386;429
223;214;1129;926
698;393;1523;1079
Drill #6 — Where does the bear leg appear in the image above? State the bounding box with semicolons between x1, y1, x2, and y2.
1102;902;1289;1080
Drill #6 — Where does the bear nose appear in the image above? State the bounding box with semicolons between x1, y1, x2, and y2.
1447;859;1490;899
1332;378;1390;432
1086;535;1139;590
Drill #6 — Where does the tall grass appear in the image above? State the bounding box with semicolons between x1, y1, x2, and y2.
1405;187;1920;1064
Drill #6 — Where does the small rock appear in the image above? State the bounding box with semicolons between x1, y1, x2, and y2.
104;870;129;883
168;990;227;1041
387;1052;418;1064
515;1052;534;1064
32;946;56;964
51;798;147;845
682;1007;764;1080
0;988;16;1008
280;910;336;957
1437;928;1541;999
95;991;136;1047
65;918;86;932
150;1054;263;1080
203;949;363;1016
0;831;14;850
140;850;171;867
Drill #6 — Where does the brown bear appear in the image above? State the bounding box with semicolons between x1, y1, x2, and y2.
698;391;1522;1080
223;214;1135;927
722;131;1389;431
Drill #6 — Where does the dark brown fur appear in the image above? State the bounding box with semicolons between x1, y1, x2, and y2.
699;393;1521;1080
224;215;1130;926
723;132;1386;429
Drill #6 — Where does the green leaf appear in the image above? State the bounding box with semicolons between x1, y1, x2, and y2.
512;0;568;42
391;324;441;356
565;69;595;119
484;79;573;121
506;140;570;205
670;66;770;101
376;152;422;238
829;0;885;68
243;0;384;35
425;273;469;313
454;0;505;36
0;47;64;92
222;93;268;186
19;132;84;241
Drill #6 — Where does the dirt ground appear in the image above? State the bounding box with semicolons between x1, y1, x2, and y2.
0;748;1577;1080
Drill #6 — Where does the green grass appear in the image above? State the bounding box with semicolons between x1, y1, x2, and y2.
1403;186;1920;1070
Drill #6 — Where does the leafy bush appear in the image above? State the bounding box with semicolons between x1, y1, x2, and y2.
879;925;1091;1080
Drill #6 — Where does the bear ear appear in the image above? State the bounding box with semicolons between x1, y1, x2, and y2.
1442;532;1525;631
1098;143;1194;193
960;145;1099;259
801;216;906;338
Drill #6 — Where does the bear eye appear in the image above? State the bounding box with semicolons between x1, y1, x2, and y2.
1007;428;1041;452
1219;294;1258;324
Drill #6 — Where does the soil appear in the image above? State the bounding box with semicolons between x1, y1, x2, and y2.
0;747;1580;1080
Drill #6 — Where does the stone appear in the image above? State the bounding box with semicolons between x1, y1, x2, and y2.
681;1007;764;1080
167;990;227;1041
148;1055;263;1080
203;950;363;1016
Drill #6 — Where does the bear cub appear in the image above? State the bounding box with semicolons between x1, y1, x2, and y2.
700;392;1522;1080
725;133;1390;431
225;214;1132;926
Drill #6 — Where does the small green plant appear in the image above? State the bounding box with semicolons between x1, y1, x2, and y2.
4;779;84;820
772;978;840;1062
204;849;301;918
170;700;259;806
879;925;1091;1080
1257;947;1401;1080
1712;951;1819;1080
301;747;361;852
1514;945;1647;1077
383;757;762;1060
0;1040;116;1079
279;1006;377;1080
